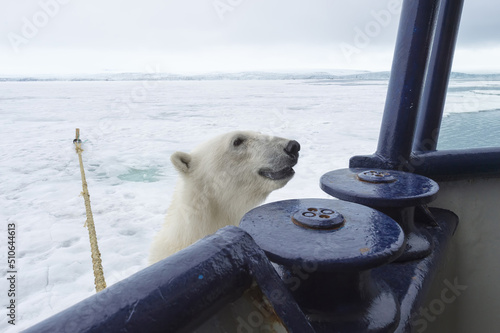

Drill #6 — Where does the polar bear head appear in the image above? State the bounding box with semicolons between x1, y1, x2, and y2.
170;131;300;211
148;131;300;263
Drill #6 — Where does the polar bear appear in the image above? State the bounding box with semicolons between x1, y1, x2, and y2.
148;130;300;264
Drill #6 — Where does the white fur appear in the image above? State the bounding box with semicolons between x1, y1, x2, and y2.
148;131;298;264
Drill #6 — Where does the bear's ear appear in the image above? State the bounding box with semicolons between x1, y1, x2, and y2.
171;151;192;174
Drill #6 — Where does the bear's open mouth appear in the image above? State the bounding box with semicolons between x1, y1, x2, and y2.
258;167;295;180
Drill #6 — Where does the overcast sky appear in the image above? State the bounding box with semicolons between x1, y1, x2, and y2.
1;0;499;75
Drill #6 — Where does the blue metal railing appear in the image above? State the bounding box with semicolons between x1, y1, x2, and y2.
374;0;438;166
23;227;315;333
351;0;500;180
413;0;465;153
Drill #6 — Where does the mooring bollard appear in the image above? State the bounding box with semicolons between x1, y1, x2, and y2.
320;168;440;262
240;198;405;332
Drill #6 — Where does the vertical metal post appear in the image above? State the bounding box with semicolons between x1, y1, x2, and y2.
375;0;438;167
413;0;465;152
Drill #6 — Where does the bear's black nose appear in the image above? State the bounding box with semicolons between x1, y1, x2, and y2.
284;140;300;160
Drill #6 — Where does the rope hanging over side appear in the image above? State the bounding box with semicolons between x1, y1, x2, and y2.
74;128;107;292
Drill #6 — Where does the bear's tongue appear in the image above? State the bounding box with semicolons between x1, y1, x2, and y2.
258;167;295;180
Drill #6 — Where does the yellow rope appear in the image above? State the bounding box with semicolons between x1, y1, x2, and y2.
74;128;107;292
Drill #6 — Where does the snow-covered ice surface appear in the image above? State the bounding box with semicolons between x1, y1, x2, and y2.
1;76;499;331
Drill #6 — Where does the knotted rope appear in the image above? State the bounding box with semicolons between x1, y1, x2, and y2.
74;128;107;292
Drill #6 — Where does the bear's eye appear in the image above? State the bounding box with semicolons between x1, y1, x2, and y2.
233;137;245;147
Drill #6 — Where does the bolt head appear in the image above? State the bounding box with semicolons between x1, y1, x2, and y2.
357;170;396;184
292;207;345;230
